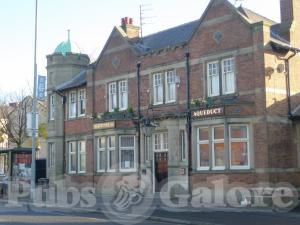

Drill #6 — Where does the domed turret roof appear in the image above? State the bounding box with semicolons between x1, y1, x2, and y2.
54;30;81;55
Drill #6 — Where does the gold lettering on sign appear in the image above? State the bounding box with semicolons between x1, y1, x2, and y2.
192;107;224;118
93;121;115;130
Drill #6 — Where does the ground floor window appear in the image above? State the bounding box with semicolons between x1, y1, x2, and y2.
154;133;168;151
78;141;86;173
97;137;106;172
229;125;250;169
197;124;250;170
120;136;135;172
180;130;186;161
68;140;86;174
0;153;8;175
96;135;136;173
48;143;55;167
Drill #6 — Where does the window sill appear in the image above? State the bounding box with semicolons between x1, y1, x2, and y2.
152;102;178;108
66;116;87;121
67;172;86;176
95;171;137;175
193;168;253;174
119;169;136;173
68;172;76;175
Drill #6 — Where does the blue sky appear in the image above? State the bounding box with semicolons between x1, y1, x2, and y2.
0;0;280;94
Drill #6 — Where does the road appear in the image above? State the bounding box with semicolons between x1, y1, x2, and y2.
0;200;299;225
0;210;174;225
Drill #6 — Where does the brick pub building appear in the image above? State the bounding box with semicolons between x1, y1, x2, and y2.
47;0;300;197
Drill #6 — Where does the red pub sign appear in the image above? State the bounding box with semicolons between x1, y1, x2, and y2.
192;107;224;118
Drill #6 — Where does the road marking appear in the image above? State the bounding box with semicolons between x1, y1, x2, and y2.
0;215;107;223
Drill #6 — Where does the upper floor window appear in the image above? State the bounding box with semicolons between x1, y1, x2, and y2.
119;80;128;110
68;89;86;119
166;71;176;103
153;73;163;105
49;94;55;120
69;92;77;118
78;89;86;117
108;80;128;112
153;70;176;105
207;58;235;97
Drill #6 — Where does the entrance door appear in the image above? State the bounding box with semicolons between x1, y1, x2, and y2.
155;152;168;192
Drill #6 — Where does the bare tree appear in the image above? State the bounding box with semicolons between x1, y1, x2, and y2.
0;91;29;148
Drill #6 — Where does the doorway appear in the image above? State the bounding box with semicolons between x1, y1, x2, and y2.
154;152;168;192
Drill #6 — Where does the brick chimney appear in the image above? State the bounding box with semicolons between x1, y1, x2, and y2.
280;0;300;47
121;17;140;38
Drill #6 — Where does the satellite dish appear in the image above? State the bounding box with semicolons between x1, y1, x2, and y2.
277;64;285;73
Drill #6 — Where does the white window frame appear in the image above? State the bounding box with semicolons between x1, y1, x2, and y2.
69;92;77;118
212;126;225;170
153;133;168;152
221;58;235;95
119;135;136;172
77;141;86;173
165;70;176;103
229;124;250;170
118;80;128;111
68;141;76;174
78;89;86;117
108;82;117;112
153;73;164;105
107;136;116;172
48;143;55;167
197;127;210;170
207;61;220;97
97;137;106;172
49;94;55;120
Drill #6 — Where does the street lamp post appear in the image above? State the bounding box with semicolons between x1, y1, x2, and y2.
31;0;38;200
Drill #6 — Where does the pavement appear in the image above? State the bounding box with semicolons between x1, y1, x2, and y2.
1;195;300;225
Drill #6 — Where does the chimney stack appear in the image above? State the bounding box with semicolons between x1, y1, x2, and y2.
121;17;140;39
280;0;300;47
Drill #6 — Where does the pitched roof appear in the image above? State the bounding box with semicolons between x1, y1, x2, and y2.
238;7;276;25
55;70;87;91
131;20;199;54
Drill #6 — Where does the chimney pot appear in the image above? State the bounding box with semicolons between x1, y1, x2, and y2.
129;18;133;24
125;17;129;24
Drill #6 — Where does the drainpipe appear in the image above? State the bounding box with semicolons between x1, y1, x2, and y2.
136;62;141;177
91;65;96;188
185;51;192;195
285;51;297;118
